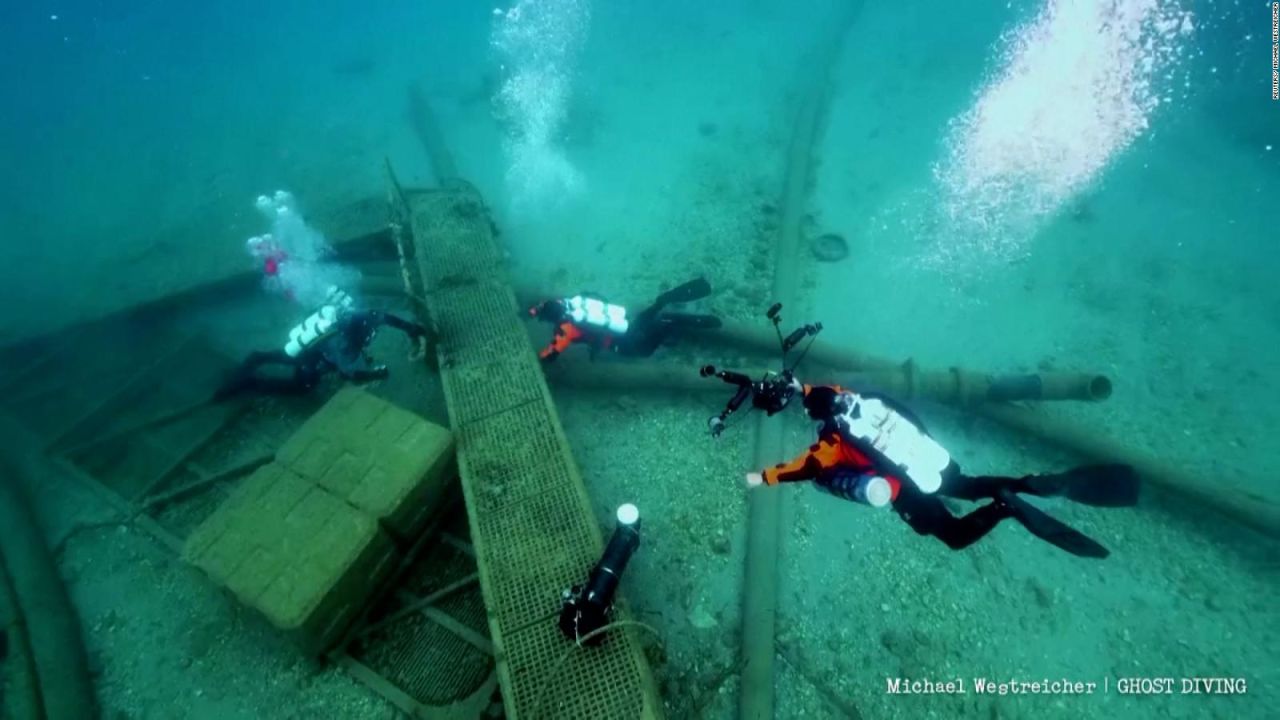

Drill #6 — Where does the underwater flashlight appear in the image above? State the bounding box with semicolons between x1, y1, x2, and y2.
558;503;641;645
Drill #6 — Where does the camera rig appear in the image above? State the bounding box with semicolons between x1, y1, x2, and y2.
701;303;822;437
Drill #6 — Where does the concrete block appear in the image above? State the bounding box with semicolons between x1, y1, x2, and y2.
184;462;398;654
277;387;456;541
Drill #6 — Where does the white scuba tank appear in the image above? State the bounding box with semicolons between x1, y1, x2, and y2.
822;471;894;508
832;392;950;494
564;295;629;334
284;305;339;357
325;285;355;312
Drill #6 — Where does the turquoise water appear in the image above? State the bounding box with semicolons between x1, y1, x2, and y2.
2;0;1277;718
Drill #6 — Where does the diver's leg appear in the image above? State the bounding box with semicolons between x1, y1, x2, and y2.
894;483;1012;551
656;312;721;330
1020;464;1140;507
653;277;712;306
214;350;293;400
946;464;1140;508
633;278;713;329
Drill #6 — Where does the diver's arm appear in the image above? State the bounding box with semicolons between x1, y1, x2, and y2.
760;438;842;485
373;311;427;339
539;323;581;363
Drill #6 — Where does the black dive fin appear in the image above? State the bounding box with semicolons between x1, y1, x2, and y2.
1023;464;1141;507
659;312;721;330
997;490;1110;559
657;277;712;305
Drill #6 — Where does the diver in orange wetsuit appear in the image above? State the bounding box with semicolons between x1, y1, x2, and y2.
528;278;719;362
744;384;1140;558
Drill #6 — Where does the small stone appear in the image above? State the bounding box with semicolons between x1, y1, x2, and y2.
880;602;890;613
689;602;718;630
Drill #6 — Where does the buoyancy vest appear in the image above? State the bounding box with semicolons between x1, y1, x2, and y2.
564;295;629;334
831;392;951;494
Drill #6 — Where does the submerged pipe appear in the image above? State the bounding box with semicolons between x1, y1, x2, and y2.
0;429;97;720
544;358;1280;539
542;361;1109;405
738;5;861;717
700;322;1112;403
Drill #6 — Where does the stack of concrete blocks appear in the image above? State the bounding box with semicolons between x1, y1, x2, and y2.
184;387;455;654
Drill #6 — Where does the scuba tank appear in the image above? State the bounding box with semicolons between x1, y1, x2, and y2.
831;392;951;494
820;470;894;507
283;286;354;357
564;295;629;334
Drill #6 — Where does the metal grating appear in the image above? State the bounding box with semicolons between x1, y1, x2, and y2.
503;621;648;719
408;187;662;719
440;356;545;427
354;610;492;705
437;590;489;637
411;196;503;286
432;289;532;370
474;483;599;639
455;402;570;512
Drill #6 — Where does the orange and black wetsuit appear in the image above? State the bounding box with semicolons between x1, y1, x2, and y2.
539;322;614;362
760;384;1015;551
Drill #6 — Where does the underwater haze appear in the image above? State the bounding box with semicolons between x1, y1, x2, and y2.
1;0;1277;718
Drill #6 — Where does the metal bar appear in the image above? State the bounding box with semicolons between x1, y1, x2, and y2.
360;573;480;641
56;398;222;460
333;655;432;718
44;335;203;454
439;532;475;559
52;457;184;555
422;606;493;656
140;451;273;513
130;402;248;504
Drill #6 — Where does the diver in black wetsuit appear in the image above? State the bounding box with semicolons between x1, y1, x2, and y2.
745;383;1141;558
215;289;426;399
528;277;721;362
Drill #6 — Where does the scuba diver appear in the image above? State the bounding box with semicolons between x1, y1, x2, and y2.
704;304;1140;559
527;277;721;362
214;286;427;399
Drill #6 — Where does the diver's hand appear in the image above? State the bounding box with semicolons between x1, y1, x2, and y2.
745;472;764;488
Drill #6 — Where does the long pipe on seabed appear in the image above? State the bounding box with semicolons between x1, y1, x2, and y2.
0;432;97;720
542;341;1280;540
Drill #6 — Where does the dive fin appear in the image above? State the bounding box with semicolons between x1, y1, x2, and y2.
659;312;721;330
997;489;1110;559
657;277;712;305
1022;464;1140;507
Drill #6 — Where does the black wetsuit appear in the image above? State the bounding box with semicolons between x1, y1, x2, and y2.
217;310;423;398
613;296;719;357
793;386;1117;555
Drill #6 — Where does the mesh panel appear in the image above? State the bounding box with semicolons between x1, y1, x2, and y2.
503;621;647;719
411;188;660;719
441;357;544;428
475;484;599;639
411;193;503;287
354;611;492;705
431;283;531;369
456;401;571;513
437;589;489;637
